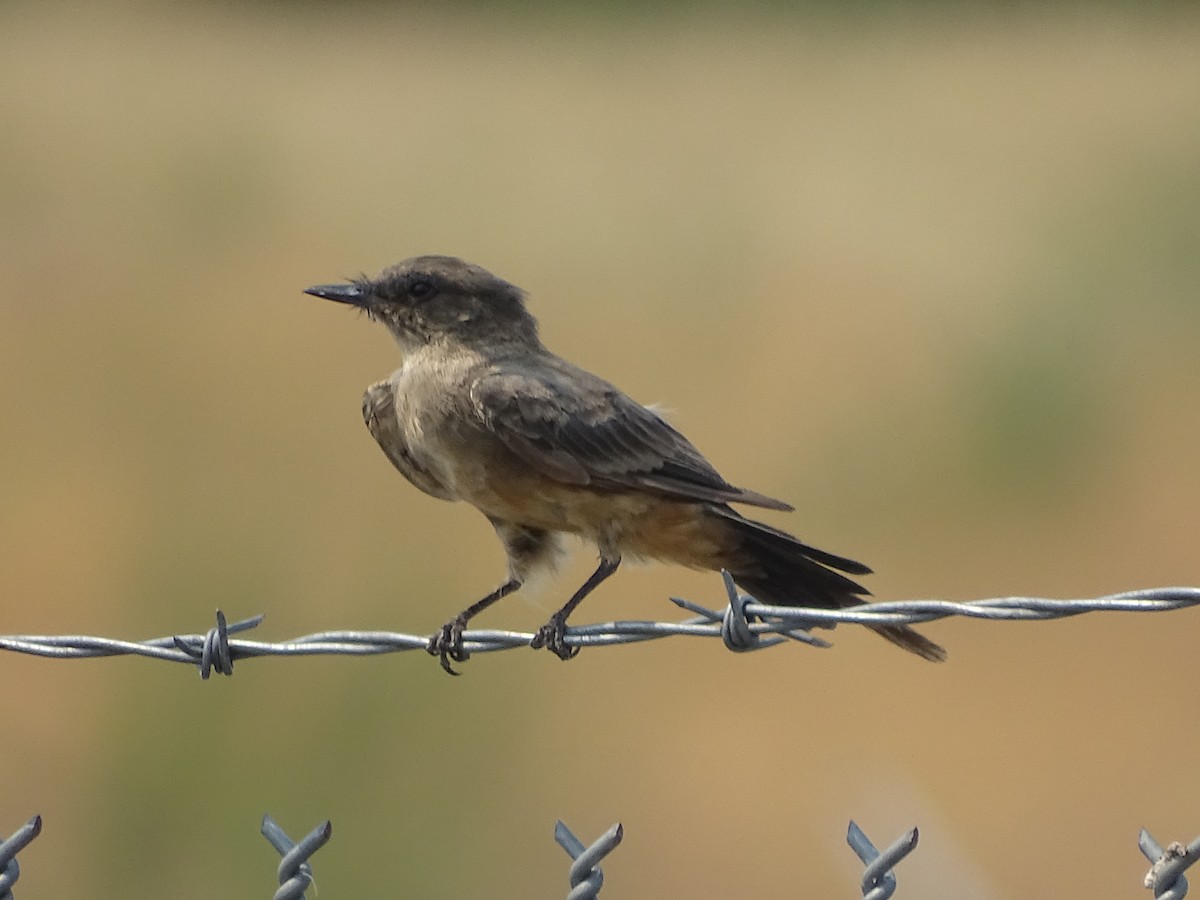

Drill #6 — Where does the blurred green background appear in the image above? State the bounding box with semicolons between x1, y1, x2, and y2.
2;2;1199;896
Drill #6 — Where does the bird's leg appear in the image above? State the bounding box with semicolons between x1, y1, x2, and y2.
428;578;521;675
531;556;621;661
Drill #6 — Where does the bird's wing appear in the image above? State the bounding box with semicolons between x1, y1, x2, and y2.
362;381;456;501
468;363;793;511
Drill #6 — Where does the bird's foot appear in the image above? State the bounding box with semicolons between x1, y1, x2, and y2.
426;615;469;675
530;613;579;661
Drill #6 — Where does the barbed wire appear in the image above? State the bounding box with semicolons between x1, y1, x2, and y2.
0;574;1196;676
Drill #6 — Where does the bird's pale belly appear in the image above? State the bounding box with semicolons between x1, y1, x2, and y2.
466;464;730;569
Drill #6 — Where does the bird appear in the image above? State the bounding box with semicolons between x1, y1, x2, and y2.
304;255;945;673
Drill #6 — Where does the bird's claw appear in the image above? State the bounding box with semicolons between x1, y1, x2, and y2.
530;614;579;660
427;616;469;675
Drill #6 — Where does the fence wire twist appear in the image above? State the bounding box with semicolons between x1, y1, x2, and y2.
1141;830;1200;900
0;817;40;900
847;821;919;900
0;575;1195;676
554;820;623;900
261;816;332;900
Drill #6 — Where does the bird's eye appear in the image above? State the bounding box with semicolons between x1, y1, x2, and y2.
408;277;438;301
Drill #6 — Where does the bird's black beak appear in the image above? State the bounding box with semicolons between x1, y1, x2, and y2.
303;282;368;307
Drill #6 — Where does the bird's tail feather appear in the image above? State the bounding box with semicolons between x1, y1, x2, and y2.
713;506;946;662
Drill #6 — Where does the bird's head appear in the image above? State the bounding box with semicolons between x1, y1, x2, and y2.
304;255;540;354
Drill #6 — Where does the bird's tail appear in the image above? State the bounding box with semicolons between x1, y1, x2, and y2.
713;506;946;662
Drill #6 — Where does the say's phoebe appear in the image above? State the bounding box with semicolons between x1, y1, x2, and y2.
305;256;945;673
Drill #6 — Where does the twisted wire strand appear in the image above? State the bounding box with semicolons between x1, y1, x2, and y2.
0;817;41;900
847;821;919;900
0;578;1195;676
1141;829;1200;900
261;815;332;900
554;821;623;900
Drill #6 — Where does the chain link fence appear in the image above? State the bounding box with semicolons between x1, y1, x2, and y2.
1;579;1197;895
1;812;1196;898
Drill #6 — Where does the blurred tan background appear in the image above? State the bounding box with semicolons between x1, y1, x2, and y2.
1;2;1199;896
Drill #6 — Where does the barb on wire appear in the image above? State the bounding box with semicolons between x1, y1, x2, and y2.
0;817;41;900
172;610;265;679
0;579;1196;674
847;821;918;900
554;820;623;900
261;815;332;900
1140;829;1200;899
